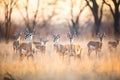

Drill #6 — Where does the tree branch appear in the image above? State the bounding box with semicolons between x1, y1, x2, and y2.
16;4;27;25
118;0;120;5
85;0;93;11
75;4;87;24
112;0;116;4
32;0;39;29
103;0;114;17
78;4;87;17
25;0;29;28
70;0;74;22
99;1;104;22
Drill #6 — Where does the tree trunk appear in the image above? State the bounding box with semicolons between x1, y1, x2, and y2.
114;4;120;37
94;17;101;35
70;16;79;36
70;21;79;36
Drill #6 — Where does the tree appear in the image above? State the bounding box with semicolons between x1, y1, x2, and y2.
69;0;87;36
2;0;18;42
85;0;104;36
103;0;120;37
40;0;58;28
16;0;40;33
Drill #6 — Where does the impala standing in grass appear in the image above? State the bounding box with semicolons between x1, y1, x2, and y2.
67;33;82;60
87;33;105;57
13;33;20;54
108;39;119;52
52;33;70;61
33;37;48;54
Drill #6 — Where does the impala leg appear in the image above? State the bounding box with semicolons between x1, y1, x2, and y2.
61;54;64;62
72;52;76;61
88;49;91;57
68;55;71;64
74;55;76;61
43;50;45;55
13;48;16;54
27;54;34;60
115;48;117;53
78;49;82;60
73;50;76;61
96;50;98;57
109;47;112;52
80;49;82;59
15;49;17;54
19;54;24;62
67;53;71;64
77;54;81;60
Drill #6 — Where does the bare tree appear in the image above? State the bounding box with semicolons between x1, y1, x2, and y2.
40;0;58;28
2;0;18;42
85;0;104;36
103;0;120;37
16;0;40;32
69;0;87;35
69;0;87;36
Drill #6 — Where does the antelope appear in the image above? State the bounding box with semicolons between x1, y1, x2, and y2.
108;39;119;51
17;27;36;61
17;43;34;61
72;45;82;59
67;33;82;59
87;33;105;57
13;33;20;54
13;32;24;54
33;37;48;54
52;33;70;60
52;33;82;61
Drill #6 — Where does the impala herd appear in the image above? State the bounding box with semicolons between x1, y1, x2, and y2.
12;27;119;62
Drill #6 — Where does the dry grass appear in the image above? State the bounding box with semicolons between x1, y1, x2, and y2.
0;39;120;80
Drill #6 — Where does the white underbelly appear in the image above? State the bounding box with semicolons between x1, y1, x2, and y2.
21;49;27;54
90;45;96;49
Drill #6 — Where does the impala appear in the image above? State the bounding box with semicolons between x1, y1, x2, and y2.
52;33;70;60
17;27;36;61
13;33;20;54
33;38;48;54
87;33;105;57
108;39;119;51
73;45;82;59
67;33;82;59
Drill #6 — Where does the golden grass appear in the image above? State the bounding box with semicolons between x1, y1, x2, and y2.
0;39;120;80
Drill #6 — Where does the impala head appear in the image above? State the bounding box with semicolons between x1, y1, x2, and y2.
40;38;49;46
25;32;34;39
67;32;75;44
52;33;60;44
97;33;105;42
24;27;35;43
13;32;22;42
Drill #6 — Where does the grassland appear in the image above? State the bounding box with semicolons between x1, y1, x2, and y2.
0;39;120;80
